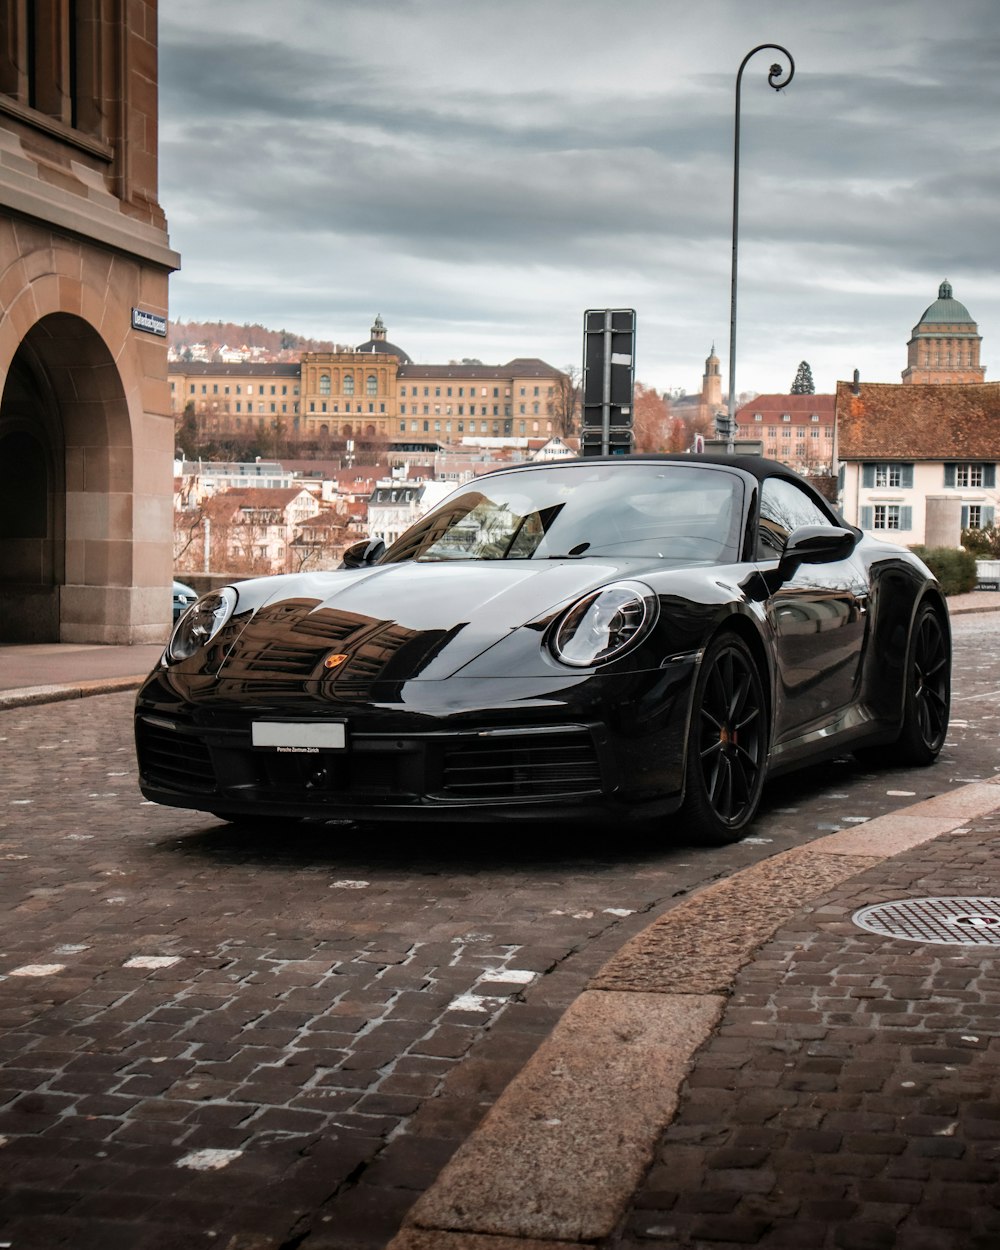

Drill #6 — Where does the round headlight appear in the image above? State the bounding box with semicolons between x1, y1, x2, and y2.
550;580;658;667
166;587;239;662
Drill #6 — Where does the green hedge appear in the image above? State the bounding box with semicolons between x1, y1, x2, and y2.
909;546;978;596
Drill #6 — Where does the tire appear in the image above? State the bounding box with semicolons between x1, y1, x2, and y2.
891;603;951;765
680;633;768;844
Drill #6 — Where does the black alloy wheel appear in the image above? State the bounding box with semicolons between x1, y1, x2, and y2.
681;633;768;844
894;604;950;765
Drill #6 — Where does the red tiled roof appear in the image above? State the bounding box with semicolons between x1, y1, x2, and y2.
835;381;1000;460
736;394;835;424
210;487;308;507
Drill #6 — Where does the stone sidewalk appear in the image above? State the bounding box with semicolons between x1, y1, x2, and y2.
387;782;1000;1250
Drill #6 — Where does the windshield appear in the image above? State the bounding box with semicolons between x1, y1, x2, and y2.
380;463;744;564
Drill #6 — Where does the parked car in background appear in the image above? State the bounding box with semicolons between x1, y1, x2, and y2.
138;457;951;844
172;580;198;623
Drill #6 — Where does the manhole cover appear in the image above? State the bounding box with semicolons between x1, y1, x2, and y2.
853;897;1000;946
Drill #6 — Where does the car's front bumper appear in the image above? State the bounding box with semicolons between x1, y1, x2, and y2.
134;659;698;824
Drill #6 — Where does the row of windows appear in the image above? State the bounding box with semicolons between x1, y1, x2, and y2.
308;402;386;415
204;401;299;415
317;375;379;397
916;349;977;367
862;463;997;489
751;426;830;437
399;403;543;417
399;384;553;399
751;427;827;440
186;382;298;397
177;379;554;404
765;443;815;457
751;413;825;423
397;420;552;435
860;503;995;531
312;424;379;438
306;380;558;400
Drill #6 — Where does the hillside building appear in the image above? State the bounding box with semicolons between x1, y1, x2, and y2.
170;317;568;451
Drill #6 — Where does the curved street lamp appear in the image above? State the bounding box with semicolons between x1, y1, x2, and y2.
726;44;795;453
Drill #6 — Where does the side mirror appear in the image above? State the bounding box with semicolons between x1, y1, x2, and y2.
341;538;386;569
778;524;857;581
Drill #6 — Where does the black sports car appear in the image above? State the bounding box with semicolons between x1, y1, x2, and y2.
135;456;951;843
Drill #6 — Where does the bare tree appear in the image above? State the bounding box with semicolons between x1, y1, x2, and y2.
548;366;581;437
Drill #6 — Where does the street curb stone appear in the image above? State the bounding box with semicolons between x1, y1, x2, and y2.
0;675;144;710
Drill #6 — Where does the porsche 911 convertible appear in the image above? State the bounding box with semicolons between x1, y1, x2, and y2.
135;455;951;843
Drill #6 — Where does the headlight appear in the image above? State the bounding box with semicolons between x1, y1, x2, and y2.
549;580;658;667
166;587;239;662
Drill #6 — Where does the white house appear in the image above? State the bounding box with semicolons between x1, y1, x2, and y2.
836;381;998;545
366;480;454;547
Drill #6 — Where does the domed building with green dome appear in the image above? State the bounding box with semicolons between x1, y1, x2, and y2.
902;281;986;384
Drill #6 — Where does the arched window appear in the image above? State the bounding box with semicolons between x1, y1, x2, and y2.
343;424;353;437
343;374;355;396
366;374;378;396
319;373;331;396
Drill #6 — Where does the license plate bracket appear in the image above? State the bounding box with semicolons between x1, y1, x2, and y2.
251;721;347;752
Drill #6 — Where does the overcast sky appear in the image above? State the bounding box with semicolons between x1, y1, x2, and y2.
159;0;1000;398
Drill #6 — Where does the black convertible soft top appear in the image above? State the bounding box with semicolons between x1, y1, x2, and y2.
479;452;812;486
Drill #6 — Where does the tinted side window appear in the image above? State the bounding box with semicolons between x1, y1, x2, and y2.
758;477;832;557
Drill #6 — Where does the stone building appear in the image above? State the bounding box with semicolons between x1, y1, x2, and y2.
734;394;836;474
171;317;568;451
902;281;986;385
0;1;178;642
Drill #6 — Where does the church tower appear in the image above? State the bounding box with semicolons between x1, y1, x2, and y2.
902;281;986;384
701;344;723;414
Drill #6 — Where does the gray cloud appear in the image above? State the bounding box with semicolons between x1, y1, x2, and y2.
159;0;1000;395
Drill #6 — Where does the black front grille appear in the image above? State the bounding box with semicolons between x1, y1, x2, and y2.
438;732;602;799
136;719;216;793
136;715;604;809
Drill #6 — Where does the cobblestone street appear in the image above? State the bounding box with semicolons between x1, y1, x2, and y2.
0;613;998;1248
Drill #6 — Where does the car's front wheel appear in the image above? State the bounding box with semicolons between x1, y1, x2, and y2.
680;633;768;844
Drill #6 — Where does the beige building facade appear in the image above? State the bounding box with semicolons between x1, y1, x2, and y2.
0;0;179;643
172;318;566;449
735;394;835;473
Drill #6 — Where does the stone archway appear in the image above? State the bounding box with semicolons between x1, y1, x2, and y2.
0;313;145;643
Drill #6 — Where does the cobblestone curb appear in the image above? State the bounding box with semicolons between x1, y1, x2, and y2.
389;778;1000;1248
0;675;144;710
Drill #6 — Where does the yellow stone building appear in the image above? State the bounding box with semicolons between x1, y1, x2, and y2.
172;317;568;448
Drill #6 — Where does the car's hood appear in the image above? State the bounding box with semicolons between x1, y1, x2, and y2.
217;559;639;685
